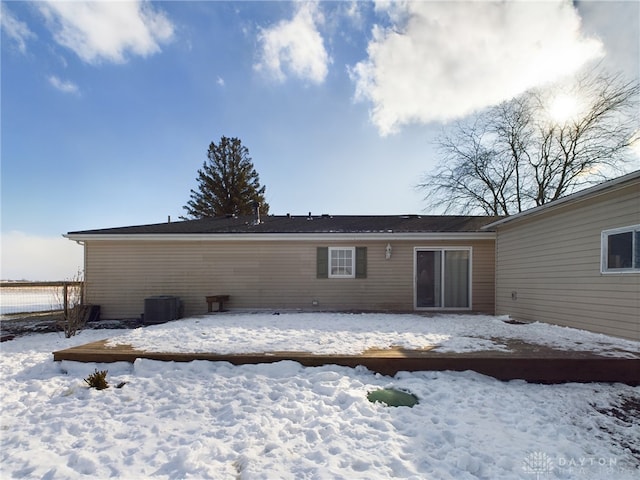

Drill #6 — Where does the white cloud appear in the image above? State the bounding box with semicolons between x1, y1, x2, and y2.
216;76;225;87
48;75;80;95
0;232;84;281
344;1;363;23
350;0;605;135
38;0;174;64
1;4;36;53
255;2;330;84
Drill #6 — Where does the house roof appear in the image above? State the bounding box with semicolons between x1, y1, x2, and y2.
483;170;640;230
65;214;502;240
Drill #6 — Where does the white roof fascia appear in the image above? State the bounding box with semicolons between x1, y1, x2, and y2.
483;170;640;230
63;232;496;242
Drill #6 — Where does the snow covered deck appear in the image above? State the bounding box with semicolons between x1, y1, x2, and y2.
53;338;640;385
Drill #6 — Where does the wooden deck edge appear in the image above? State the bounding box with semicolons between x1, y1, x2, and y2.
52;343;640;385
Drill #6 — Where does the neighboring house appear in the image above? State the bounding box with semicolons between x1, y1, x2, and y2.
64;215;499;319
484;170;640;341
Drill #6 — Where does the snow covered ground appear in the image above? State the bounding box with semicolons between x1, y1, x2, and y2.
106;312;640;357
1;313;639;479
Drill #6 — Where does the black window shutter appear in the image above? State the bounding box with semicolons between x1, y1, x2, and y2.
355;247;367;278
317;247;328;278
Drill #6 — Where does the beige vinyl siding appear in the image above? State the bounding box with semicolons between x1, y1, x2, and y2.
84;238;495;319
470;240;497;314
495;181;640;341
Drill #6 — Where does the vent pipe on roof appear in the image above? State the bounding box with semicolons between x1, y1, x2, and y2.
168;215;171;223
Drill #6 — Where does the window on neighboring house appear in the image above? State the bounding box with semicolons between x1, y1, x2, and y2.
317;247;367;279
601;225;640;273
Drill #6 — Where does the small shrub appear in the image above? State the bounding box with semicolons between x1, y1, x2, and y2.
55;270;86;338
84;369;109;390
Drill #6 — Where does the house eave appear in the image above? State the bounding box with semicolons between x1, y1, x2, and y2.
482;170;640;230
63;232;497;242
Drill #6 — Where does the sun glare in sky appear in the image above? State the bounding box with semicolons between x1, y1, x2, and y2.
547;92;583;124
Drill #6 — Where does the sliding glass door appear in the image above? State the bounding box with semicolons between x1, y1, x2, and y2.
415;250;441;307
415;248;471;309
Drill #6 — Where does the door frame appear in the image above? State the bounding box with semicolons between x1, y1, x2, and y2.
413;246;473;311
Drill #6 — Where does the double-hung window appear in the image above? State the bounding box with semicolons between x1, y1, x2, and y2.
316;247;367;279
329;247;355;278
601;225;640;273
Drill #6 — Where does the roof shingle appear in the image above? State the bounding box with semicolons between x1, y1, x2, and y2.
67;215;503;235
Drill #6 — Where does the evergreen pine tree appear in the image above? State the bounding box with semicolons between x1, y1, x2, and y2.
183;136;269;218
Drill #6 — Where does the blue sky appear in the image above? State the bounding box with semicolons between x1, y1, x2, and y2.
1;0;639;280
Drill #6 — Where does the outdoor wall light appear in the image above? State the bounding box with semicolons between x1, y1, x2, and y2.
385;243;392;260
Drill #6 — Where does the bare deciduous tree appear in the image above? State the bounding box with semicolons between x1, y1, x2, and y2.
54;271;86;338
419;69;639;215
